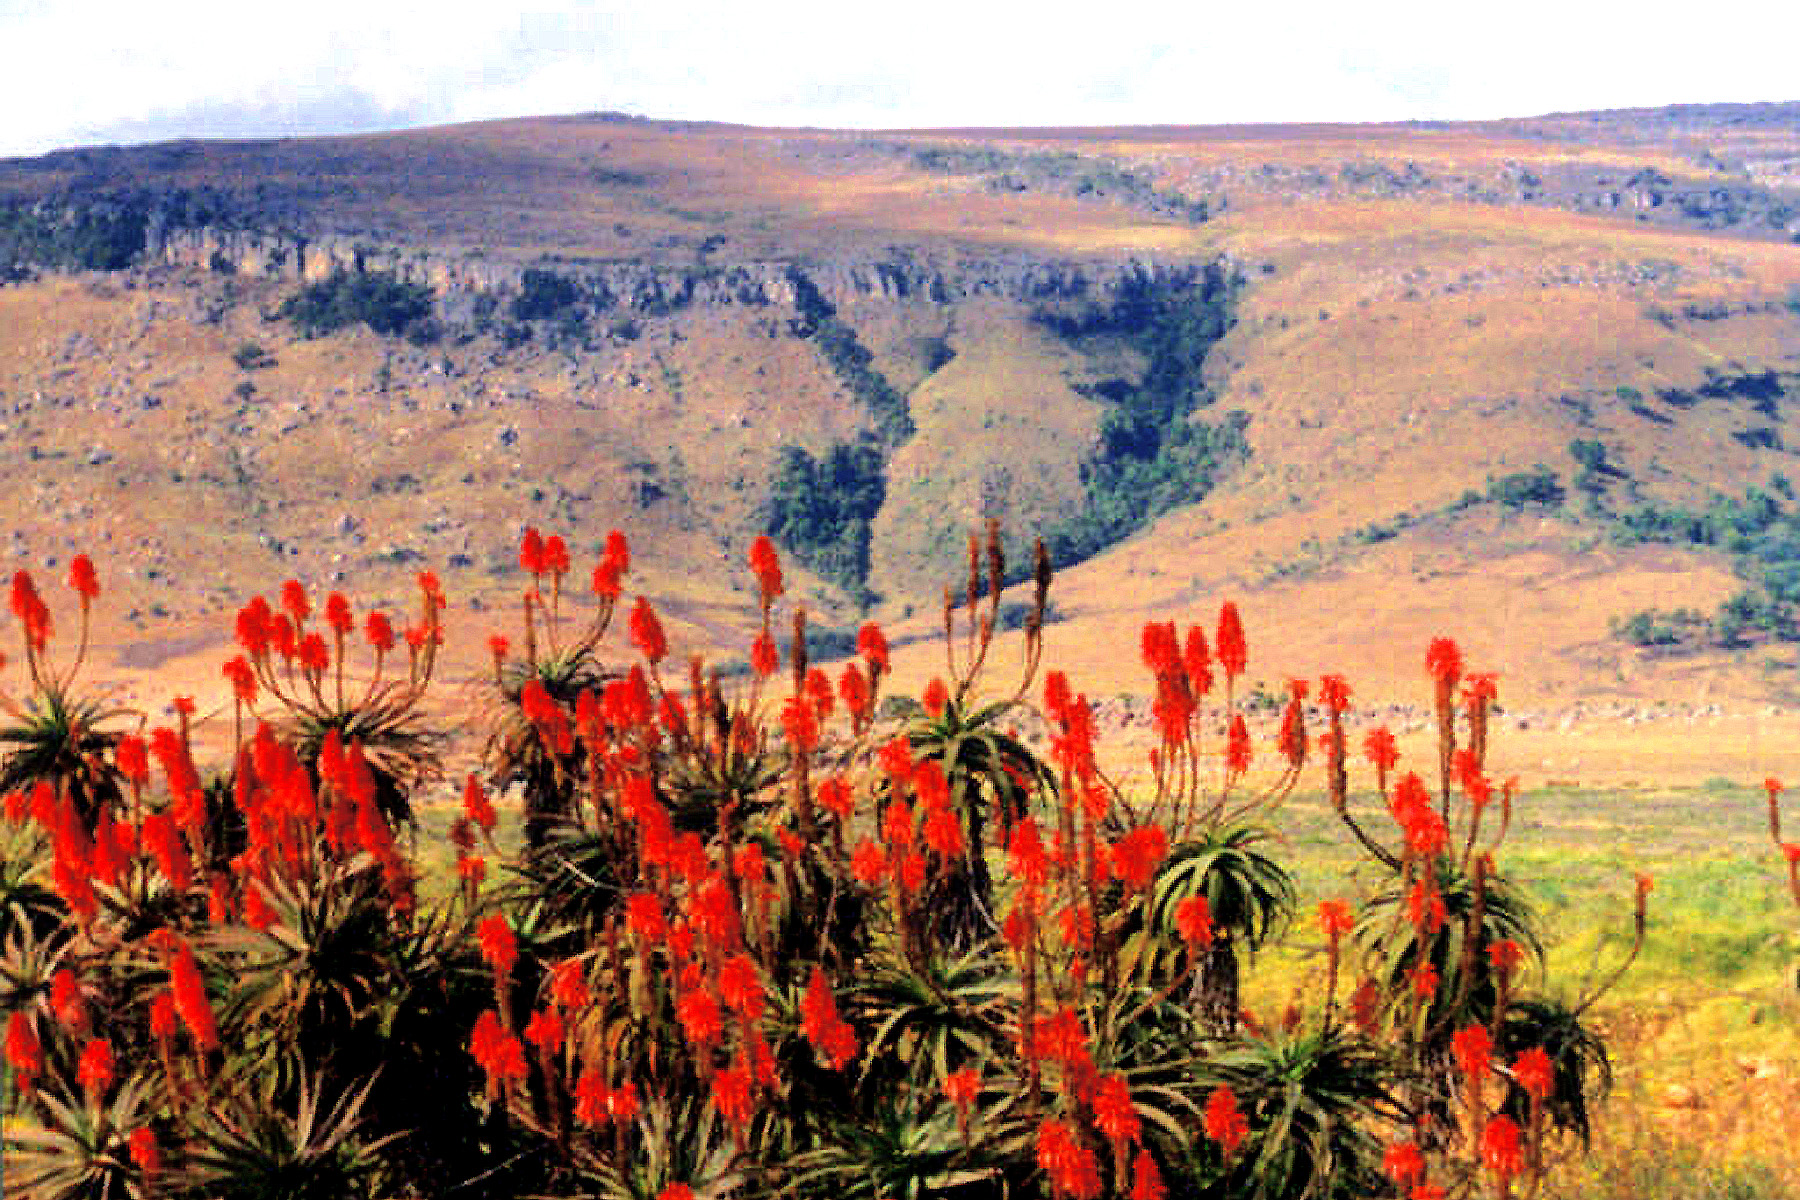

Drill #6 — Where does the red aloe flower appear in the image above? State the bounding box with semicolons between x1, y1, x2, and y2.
1278;690;1307;767
11;571;51;649
462;774;497;833
800;966;858;1069
944;1066;980;1129
856;622;888;672
1383;1141;1425;1188
1481;1114;1524;1179
477;914;517;980
115;733;148;784
1225;715;1252;773
838;663;870;723
524;1007;565;1055
280;579;309;626
1202;1085;1248;1158
1183;626;1213;697
1175;895;1214;950
574;1069;608;1127
1451;1023;1493;1080
68;554;99;603
6;1011;42;1090
1406;877;1447;933
1008;817;1049;888
1130;1146;1167;1200
1113;824;1168;892
298;632;329;675
718;953;766;1021
1425;636;1462;686
223;654;257;705
519;527;546;576
77;1036;115;1099
873;737;912;790
168;939;218;1050
365;610;395;652
1141;621;1179;676
128;1127;161;1177
713;1055;757;1131
325;592;353;635
850;838;887;886
549;958;589;1011
543;534;570;578
1318;898;1355;942
608;1080;642;1122
1037;1118;1101;1200
922;804;965;859
625;892;667;944
1363;726;1399;771
817;775;854;819
922;677;949;719
1513;1046;1555;1101
592;531;630;598
629;597;667;663
748;535;784;600
51;968;87;1032
1215;602;1247;681
751;631;779;678
1091;1072;1141;1149
895;850;927;896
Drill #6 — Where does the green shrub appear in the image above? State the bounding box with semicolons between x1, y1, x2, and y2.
1487;466;1564;508
232;341;273;370
765;439;886;595
278;269;435;338
1033;266;1245;565
509;267;585;322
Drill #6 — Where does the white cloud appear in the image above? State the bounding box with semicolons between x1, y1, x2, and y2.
3;0;1798;158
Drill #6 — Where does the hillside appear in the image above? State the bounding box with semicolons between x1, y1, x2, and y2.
3;105;1800;749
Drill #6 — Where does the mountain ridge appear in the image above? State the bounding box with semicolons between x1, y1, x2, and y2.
1;104;1799;732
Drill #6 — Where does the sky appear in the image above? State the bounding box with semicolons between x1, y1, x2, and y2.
4;0;1798;159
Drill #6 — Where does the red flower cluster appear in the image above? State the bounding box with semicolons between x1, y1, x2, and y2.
1111;824;1168;893
1450;1023;1493;1081
944;1066;980;1133
1215;602;1247;681
1317;898;1355;943
1036;1117;1101;1200
5;1011;42;1092
1203;1084;1248;1158
1512;1046;1555;1101
574;1068;640;1128
1141;619;1213;749
1389;772;1446;858
592;530;631;598
9;570;52;651
1175;895;1214;951
1480;1114;1524;1179
748;535;784;602
77;1036;115;1099
470;1009;527;1100
800;967;857;1069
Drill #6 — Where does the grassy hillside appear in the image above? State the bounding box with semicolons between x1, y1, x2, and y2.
2;105;1800;720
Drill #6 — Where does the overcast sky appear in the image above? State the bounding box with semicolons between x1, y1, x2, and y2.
4;0;1797;159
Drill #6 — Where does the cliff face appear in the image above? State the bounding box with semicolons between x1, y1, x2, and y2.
153;223;1236;312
